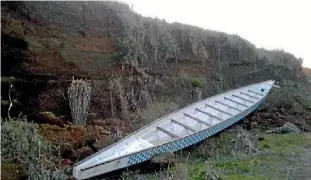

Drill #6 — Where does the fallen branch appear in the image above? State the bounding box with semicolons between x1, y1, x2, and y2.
8;84;13;120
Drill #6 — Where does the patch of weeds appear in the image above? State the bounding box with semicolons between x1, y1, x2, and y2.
1;117;68;179
220;174;269;180
215;160;250;173
188;163;206;180
257;134;310;153
192;79;203;88
167;161;217;180
257;139;270;150
192;132;236;159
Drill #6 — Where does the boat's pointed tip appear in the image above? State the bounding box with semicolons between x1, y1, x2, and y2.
264;79;275;85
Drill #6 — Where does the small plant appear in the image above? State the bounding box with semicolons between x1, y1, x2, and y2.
192;79;203;88
68;77;92;125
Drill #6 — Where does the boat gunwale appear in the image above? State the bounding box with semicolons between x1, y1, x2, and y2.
75;80;274;171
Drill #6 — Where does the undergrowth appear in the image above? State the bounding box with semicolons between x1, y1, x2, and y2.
1;117;68;180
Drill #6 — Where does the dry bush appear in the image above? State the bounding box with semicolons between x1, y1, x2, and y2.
136;100;180;126
68;78;92;125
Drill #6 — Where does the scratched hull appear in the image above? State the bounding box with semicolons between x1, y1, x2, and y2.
73;80;275;179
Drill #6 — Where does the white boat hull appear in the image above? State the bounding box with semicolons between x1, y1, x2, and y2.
73;80;275;179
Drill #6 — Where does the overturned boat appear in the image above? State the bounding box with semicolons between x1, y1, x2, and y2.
73;80;276;179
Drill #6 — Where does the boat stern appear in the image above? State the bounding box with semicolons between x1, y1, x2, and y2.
73;166;81;180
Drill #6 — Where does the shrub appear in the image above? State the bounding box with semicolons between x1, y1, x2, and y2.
1;117;68;179
192;79;203;88
68;78;92;125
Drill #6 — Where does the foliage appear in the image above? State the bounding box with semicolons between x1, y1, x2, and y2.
68;78;92;125
192;79;203;88
1;117;68;179
257;134;310;153
268;81;311;113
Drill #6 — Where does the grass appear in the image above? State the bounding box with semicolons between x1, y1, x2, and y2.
1;117;68;180
165;132;310;180
267;81;311;113
220;174;270;180
257;133;311;153
215;133;311;179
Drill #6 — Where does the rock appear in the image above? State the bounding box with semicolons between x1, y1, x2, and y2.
72;132;98;149
308;105;311;111
250;122;258;129
150;152;176;168
284;115;296;123
76;146;94;160
276;122;301;134
234;131;258;154
93;125;110;135
39;124;63;131
31;112;65;127
61;146;76;160
192;87;202;101
87;119;106;126
250;115;261;122
87;112;98;121
62;159;74;166
1;161;27;180
64;146;94;161
272;114;279;120
243;120;251;130
261;113;272;119
258;104;269;112
93;136;115;152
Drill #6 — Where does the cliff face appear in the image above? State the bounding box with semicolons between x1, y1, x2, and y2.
1;1;305;119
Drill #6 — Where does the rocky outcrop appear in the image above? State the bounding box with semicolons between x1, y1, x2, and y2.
246;103;311;132
38;123;113;162
266;122;302;134
1;1;306;121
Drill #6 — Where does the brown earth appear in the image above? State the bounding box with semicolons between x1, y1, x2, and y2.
1;161;27;180
1;1;306;121
244;104;311;132
37;116;133;163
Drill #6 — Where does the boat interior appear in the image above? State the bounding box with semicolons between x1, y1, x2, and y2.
76;80;274;169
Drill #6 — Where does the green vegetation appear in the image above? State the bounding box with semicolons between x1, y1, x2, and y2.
121;131;311;180
192;79;203;88
268;81;311;113
1;117;68;180
257;133;311;153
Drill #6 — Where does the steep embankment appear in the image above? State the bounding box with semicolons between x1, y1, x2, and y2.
1;1;306;121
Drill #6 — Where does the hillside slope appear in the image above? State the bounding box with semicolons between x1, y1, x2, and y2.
1;1;306;120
